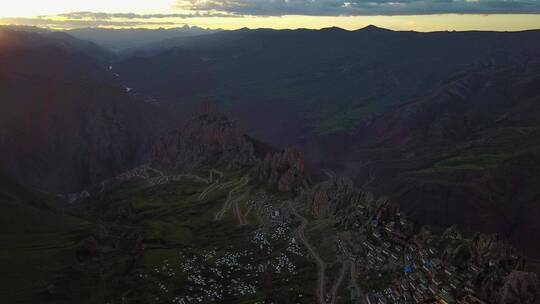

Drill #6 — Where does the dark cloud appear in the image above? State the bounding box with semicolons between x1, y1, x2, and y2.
177;0;540;15
54;11;235;20
0;11;238;29
0;17;176;28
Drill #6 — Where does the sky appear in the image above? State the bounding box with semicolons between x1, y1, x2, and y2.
0;0;539;31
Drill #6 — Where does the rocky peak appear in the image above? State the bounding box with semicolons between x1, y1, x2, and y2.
150;109;256;171
304;174;362;218
255;148;308;193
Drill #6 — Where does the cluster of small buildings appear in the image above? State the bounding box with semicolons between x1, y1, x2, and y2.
252;228;271;249
287;237;303;256
152;249;259;303
141;202;308;304
270;252;298;274
347;201;506;304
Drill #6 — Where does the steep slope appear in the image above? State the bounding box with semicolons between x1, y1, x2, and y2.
67;26;220;53
150;110;257;171
0;26;114;63
0;168;92;303
310;63;540;258
110;27;540;259
0;28;161;193
114;27;540;145
3;112;536;304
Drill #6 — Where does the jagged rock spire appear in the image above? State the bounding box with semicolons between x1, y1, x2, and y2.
150;110;256;171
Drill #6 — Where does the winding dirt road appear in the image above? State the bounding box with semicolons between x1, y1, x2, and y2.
350;261;363;303
214;176;249;221
330;260;350;304
287;201;327;304
241;204;253;226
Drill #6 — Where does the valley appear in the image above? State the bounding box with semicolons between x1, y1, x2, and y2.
1;25;540;304
2;111;536;303
109;27;540;261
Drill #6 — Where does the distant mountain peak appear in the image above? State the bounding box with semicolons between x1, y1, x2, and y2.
358;24;392;33
320;26;348;32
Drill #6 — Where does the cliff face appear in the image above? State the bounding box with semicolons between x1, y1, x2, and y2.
149;110;311;195
150;111;256;171
305;175;358;218
305;63;540;259
0;80;154;193
255;148;308;193
0;29;159;192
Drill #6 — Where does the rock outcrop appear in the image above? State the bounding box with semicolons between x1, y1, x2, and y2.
255;148;308;193
498;271;540;304
470;233;522;267
303;175;362;218
150;110;256;171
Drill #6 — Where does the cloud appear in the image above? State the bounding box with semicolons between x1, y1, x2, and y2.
0;11;237;29
176;0;540;15
54;11;235;20
2;1;539;30
0;17;176;28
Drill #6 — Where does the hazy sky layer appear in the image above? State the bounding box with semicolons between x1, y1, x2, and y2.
0;0;539;30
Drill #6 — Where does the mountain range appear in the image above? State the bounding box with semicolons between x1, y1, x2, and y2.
110;25;540;258
0;27;169;192
67;26;221;53
1;24;540;271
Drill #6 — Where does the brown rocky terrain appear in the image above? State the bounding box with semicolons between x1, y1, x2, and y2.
302;63;540;260
111;26;540;261
2;27;540;294
255;148;308;193
148;108;310;194
499;271;540;304
305;175;358;218
150;109;257;171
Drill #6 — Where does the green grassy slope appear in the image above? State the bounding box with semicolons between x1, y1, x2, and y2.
1;167;322;303
0;174;92;303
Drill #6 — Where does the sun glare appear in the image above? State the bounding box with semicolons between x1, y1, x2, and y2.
0;0;176;18
0;0;539;31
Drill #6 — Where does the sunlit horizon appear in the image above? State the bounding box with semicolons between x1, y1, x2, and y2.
0;14;539;32
0;0;539;31
0;0;175;18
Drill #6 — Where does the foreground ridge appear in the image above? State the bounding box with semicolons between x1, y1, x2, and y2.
52;112;538;304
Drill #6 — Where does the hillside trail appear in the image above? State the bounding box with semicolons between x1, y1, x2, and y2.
197;169;227;200
149;168;223;187
214;176;250;221
350;261;364;304
287;201;327;304
241;204;254;226
115;165;223;188
329;260;350;304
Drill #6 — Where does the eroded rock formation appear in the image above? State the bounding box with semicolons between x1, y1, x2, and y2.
150;111;256;171
498;271;540;304
255;148;308;193
303;175;363;218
